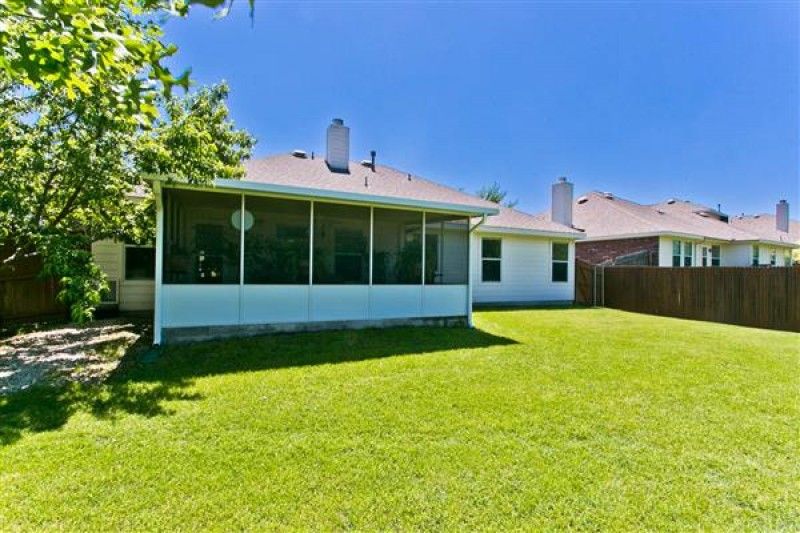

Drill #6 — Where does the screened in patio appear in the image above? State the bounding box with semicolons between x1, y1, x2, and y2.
157;188;472;330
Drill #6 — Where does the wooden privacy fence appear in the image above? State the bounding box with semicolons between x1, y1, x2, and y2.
0;253;66;326
576;260;800;332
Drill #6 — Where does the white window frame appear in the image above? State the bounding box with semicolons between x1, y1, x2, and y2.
672;239;682;267
683;241;693;267
551;241;569;283
711;245;721;267
480;237;502;283
769;249;777;266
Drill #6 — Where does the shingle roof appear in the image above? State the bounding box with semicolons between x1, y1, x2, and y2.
573;192;703;239
241;154;498;214
573;191;796;246
650;199;761;241
730;214;800;244
479;205;584;238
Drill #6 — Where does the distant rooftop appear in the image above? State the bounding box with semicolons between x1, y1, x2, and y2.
573;191;797;247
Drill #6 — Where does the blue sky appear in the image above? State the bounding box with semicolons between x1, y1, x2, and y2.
163;1;798;216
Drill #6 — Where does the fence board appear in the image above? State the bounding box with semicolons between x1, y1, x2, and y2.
575;261;800;332
0;251;66;324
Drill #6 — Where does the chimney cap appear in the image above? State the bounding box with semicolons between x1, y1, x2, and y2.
291;149;307;158
557;176;568;183
779;199;788;204
332;118;344;126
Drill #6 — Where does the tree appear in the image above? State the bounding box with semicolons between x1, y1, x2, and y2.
0;0;256;322
0;0;251;124
477;182;518;208
0;81;254;321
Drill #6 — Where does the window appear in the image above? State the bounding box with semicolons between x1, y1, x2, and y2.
711;245;721;267
683;241;693;267
125;246;155;280
672;240;681;267
752;245;759;266
770;249;777;266
701;246;708;267
244;196;310;284
481;238;502;282
424;213;469;284
372;208;423;284
785;251;793;267
313;203;370;284
163;189;241;284
552;242;569;282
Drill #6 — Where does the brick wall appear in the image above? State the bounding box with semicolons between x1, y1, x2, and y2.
576;236;659;265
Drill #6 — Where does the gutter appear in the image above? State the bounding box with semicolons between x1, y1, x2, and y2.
470;214;487;233
476;224;585;240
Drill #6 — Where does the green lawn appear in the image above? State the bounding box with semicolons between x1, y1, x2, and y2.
1;308;798;530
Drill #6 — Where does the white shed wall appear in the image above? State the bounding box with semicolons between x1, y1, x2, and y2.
91;240;155;311
471;232;575;304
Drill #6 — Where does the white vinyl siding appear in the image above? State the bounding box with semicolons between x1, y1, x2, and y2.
472;232;574;303
92;240;155;311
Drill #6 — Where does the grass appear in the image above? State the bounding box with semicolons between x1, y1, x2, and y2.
1;308;798;530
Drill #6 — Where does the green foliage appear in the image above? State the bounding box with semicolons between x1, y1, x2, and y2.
0;0;255;322
1;309;798;528
0;0;250;123
38;235;105;323
477;181;518;208
137;83;255;183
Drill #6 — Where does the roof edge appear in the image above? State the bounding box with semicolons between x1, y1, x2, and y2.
152;176;499;216
478;225;585;240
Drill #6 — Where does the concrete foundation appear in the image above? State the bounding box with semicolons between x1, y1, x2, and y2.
161;316;469;344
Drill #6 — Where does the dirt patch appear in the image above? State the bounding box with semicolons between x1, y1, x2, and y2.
0;316;151;395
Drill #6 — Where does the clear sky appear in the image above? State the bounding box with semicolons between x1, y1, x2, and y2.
163;1;798;217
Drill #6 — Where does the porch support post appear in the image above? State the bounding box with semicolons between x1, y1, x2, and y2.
421;211;426;314
238;194;245;324
153;181;164;345
308;201;314;322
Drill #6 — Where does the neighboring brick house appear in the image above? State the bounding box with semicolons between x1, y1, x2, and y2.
575;236;659;266
571;192;797;266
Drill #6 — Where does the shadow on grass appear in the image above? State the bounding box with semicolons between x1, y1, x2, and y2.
0;325;516;446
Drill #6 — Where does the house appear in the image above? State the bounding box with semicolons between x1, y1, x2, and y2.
573;192;797;267
93;119;583;343
472;178;584;305
730;208;800;265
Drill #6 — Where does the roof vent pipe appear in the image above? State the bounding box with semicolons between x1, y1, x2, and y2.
370;150;376;172
326;118;350;172
551;176;574;227
776;199;790;233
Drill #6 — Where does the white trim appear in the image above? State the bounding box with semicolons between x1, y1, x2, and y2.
580;231;798;249
368;206;374;286
550;240;570;283
238;194;245;324
479;237;503;284
308;201;314;321
421;211;427;286
153;181;164;345
477;225;585;240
